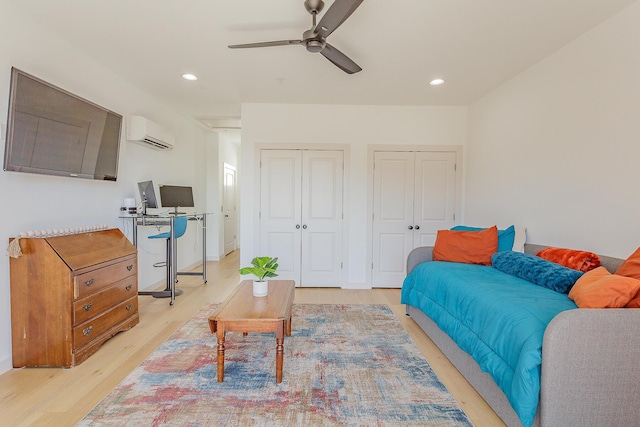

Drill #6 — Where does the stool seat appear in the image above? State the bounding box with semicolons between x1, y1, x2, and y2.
144;216;188;299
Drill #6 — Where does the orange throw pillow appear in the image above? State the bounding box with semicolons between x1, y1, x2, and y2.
568;266;640;308
615;246;640;280
536;247;600;272
433;225;498;266
626;293;640;308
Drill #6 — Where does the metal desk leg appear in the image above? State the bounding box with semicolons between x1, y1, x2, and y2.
131;217;138;246
202;214;207;283
170;216;176;305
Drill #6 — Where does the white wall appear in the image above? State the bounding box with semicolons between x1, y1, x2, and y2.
0;2;210;373
240;103;468;287
466;2;640;258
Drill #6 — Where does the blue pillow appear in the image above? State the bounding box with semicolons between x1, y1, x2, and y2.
491;251;584;293
451;225;515;252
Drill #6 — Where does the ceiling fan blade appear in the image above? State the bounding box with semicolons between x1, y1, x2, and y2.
320;43;362;74
228;40;302;49
315;0;364;39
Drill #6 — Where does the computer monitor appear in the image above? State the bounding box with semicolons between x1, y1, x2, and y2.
159;185;194;214
137;180;158;215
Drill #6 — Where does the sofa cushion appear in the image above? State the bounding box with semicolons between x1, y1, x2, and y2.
434;226;498;266
536;247;600;272
451;225;516;252
568;266;640;308
615;246;640;280
491;251;583;293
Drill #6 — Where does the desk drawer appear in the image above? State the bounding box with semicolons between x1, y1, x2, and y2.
73;276;137;325
73;296;138;349
75;257;137;299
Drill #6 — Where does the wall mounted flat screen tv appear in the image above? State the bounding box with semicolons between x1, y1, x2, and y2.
3;68;122;180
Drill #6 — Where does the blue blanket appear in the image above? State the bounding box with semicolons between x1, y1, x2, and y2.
401;261;577;427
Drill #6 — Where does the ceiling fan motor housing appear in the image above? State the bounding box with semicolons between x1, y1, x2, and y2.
304;0;325;15
306;39;326;53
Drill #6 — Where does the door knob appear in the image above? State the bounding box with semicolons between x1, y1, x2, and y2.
296;224;301;229
414;225;420;230
302;224;307;229
408;225;413;230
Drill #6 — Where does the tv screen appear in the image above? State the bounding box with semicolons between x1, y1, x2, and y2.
3;68;122;180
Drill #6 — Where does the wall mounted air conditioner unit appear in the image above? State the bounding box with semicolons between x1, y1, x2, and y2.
125;115;174;150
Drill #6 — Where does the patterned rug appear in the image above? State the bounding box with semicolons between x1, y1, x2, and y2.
78;304;472;426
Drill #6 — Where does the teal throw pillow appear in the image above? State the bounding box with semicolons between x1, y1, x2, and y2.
491;251;584;293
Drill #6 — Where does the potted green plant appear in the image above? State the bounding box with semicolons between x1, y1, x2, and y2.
238;256;279;297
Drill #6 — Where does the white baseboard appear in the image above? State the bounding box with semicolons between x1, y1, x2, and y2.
0;357;12;375
342;282;370;290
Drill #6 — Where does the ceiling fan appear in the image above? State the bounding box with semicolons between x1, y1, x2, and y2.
228;0;364;74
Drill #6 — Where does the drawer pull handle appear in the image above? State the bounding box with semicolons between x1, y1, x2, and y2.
125;284;133;291
83;302;93;311
127;265;133;271
126;304;133;311
84;278;95;287
82;326;93;336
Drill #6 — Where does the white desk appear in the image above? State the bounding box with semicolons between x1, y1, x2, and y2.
120;213;210;305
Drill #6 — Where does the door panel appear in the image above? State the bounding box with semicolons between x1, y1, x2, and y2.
301;150;343;287
413;152;457;247
372;152;414;287
223;165;237;255
260;150;302;282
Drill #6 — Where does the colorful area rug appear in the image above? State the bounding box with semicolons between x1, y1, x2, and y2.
78;304;472;426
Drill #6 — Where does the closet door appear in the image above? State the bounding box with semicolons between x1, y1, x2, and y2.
259;149;343;287
413;151;457;247
301;150;343;287
260;150;302;283
371;152;415;287
371;150;457;288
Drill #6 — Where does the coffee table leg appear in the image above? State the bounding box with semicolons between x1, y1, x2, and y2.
276;321;285;383
217;328;225;382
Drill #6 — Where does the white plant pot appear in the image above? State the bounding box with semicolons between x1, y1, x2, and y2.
253;280;268;297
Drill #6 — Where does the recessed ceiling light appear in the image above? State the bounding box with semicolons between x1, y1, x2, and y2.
429;78;445;86
182;73;198;81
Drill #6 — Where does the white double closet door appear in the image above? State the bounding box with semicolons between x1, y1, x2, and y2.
259;149;343;287
372;150;457;288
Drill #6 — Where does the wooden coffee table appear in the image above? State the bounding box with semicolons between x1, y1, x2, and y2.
208;280;295;383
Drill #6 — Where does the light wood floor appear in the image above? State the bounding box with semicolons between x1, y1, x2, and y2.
0;251;505;426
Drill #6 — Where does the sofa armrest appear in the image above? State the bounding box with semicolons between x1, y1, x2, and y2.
407;246;434;275
540;308;640;427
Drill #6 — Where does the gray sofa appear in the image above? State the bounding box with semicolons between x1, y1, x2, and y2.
405;243;640;427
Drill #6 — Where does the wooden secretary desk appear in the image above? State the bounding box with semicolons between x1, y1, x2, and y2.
9;228;139;368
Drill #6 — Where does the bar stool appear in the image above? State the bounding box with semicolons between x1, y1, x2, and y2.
142;216;188;298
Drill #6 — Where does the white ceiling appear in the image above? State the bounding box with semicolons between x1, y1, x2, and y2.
5;0;636;126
